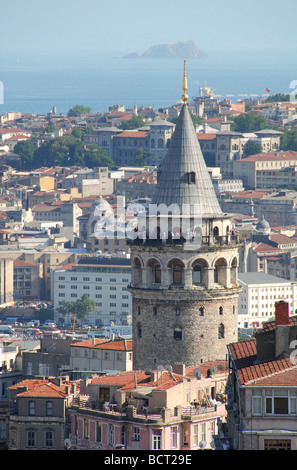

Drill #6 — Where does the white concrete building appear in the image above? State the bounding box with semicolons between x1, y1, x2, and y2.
238;272;297;329
52;254;132;327
70;337;133;373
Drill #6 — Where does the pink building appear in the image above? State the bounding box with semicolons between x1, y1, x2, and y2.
68;362;228;450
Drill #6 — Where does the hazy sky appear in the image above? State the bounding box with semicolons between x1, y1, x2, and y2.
1;0;297;56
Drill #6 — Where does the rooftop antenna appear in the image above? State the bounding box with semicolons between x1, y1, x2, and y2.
181;60;188;104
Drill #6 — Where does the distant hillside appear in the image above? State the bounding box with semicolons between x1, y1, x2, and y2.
124;40;207;59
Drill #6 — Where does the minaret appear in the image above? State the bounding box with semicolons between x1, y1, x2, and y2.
129;62;240;370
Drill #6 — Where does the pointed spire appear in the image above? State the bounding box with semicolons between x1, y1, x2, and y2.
181;60;188;104
153;64;223;217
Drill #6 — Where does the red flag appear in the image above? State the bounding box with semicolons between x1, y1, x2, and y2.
266;88;270;92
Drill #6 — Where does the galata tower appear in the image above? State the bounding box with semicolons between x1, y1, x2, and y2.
128;62;240;370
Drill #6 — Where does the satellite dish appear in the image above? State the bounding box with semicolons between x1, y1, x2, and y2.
193;368;201;379
64;438;72;449
199;440;206;450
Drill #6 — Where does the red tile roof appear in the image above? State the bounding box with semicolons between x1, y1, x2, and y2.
114;131;148;138
71;338;132;351
236;150;297;162
10;378;78;398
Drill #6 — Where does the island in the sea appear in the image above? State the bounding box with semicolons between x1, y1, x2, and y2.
124;40;207;59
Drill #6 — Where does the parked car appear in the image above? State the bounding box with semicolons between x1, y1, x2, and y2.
42;321;56;328
0;325;15;335
25;328;42;337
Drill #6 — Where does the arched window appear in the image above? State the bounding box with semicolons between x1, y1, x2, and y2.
155;264;161;284
193;265;202;284
219;306;223;315
151;139;155;149
213;226;219;236
157;138;163;149
199;307;204;316
173;265;182;285
137;306;141;315
174;325;182;340
218;323;225;339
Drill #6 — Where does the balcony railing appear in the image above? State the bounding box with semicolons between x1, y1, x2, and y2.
128;235;238;248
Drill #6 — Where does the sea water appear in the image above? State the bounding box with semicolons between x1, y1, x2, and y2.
0;49;296;115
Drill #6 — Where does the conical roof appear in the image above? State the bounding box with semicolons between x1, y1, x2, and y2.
153;103;223;217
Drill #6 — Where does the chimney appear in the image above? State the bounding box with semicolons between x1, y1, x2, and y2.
275;301;290;358
172;363;186;376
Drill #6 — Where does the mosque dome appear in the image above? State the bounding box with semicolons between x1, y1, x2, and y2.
256;215;270;234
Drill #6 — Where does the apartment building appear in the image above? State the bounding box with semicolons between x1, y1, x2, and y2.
52;254;132;327
7;376;80;450
238;272;297;328
70;337;133;373
227;301;297;450
68;361;228;450
233;150;297;189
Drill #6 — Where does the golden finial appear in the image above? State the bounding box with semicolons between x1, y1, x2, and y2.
181;60;188;104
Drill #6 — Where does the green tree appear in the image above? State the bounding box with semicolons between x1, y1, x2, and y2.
265;93;290;103
243;140;262;157
280;128;297;151
71;126;93;139
230;113;269;133
34;307;55;323
75;294;96;328
131;148;152;166
83;144;115;169
119;115;145;130
67;105;92;117
33;134;84;168
14;140;35;170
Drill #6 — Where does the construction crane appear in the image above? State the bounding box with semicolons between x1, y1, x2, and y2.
72;310;77;339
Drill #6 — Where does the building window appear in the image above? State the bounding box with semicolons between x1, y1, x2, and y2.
193;424;198;446
84;419;89;440
96;422;102;442
201;423;206;443
108;424;114;445
46;401;53;416
28;401;35;416
133;427;140;441
152;430;162;450
27;430;36;448
176;307;180;316
170;426;178;448
45;431;53;448
219;306;223;315
252;390;262;415
199;307;204;316
265;389;297;415
153;306;157;316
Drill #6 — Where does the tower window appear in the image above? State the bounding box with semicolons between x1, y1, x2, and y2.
193;265;202;285
173;265;182;285
186;172;196;184
176;307;180;316
153;307;158;316
155;264;161;284
137;323;142;338
174;326;182;341
218;323;225;339
219;306;223;315
199;307;204;316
